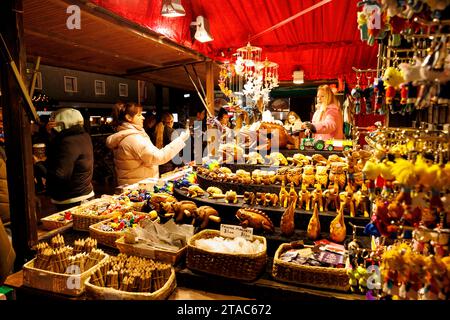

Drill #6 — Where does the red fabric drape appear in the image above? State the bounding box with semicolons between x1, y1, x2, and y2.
90;0;378;81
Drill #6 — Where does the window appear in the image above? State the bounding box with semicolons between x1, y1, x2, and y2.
64;76;78;93
119;83;128;97
34;72;42;90
94;80;106;95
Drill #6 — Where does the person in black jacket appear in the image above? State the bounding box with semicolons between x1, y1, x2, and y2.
46;108;94;211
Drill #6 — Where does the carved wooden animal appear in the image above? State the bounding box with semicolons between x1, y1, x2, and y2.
257;122;296;149
323;180;340;212
163;201;198;223
194;206;221;229
298;184;311;210
243;191;256;206
288;182;298;207
353;182;370;217
279;180;289;208
235;207;275;233
330;205;346;243
280;200;296;237
307;203;321;240
339;185;356;217
310;183;324;212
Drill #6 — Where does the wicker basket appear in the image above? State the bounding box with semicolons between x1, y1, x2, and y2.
115;237;186;265
23;254;108;296
40;211;73;230
71;198;121;231
186;229;267;282
89;215;160;248
84;267;176;300
272;243;350;292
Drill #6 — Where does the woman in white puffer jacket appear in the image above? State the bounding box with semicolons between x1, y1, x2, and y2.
106;103;190;185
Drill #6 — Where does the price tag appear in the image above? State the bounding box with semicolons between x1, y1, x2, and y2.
220;224;253;240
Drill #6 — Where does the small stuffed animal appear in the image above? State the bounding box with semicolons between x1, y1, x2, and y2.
373;77;385;114
363;85;374;114
406;81;417;113
382;67;405;113
351;86;363;115
357;11;368;42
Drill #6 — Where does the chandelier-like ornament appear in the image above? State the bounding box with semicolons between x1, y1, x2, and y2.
218;43;279;111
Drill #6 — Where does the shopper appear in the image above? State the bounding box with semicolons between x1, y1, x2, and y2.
302;85;344;140
143;113;157;138
106;103;189;185
284;111;302;133
152;112;180;174
46;108;95;211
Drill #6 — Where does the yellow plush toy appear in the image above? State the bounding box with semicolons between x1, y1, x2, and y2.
382;67;405;113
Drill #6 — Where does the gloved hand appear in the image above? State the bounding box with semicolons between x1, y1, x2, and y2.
179;128;191;142
303;121;316;133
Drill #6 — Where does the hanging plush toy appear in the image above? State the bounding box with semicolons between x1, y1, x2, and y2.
373;77;385;114
382;67;405;114
399;83;408;115
426;0;450;20
351;86;363;115
357;11;369;42
363;84;375;114
406;81;417;113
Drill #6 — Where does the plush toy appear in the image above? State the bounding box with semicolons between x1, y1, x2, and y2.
399;59;422;82
399;83;408;114
363;85;374;114
382;67;405;113
405;81;417;113
357;11;369;41
373;77;385;114
426;0;450;20
388;16;409;46
351;86;363;115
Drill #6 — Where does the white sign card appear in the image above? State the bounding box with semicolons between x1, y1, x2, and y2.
220;224;253;240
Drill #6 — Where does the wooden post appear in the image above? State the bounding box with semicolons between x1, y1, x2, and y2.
0;0;37;269
205;61;214;117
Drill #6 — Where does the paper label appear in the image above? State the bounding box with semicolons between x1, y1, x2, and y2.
220;224;253;240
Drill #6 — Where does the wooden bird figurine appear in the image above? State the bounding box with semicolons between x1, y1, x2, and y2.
307;202;321;240
330;204;346;243
279;180;289;208
280;199;296;237
288;182;298;207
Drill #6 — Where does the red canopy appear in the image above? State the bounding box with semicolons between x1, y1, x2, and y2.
91;0;378;83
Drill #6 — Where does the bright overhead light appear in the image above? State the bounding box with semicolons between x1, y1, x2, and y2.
191;16;213;42
293;70;304;84
161;0;186;18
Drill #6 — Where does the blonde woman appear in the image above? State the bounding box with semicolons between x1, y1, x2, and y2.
302;85;344;140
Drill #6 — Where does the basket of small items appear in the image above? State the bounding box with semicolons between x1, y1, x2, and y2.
272;240;350;292
72;196;136;231
23;235;108;296
186;229;267;281
115;219;193;265
84;254;176;300
40;209;73;230
89;210;159;248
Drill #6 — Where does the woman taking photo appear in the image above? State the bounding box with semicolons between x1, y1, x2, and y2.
106;103;189;185
302;85;344;140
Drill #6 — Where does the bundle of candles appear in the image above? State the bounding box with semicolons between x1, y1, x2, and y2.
90;254;172;293
33;236;105;274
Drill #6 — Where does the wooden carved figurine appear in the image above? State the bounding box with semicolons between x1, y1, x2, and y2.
280;198;296;237
194;206;221;229
310;183;324;212
330;204;346;243
298;183;311;210
302;165;315;188
279;180;289;208
235;208;275;234
243;191;256;206
315;165;328;188
288;182;298;207
353;181;370;217
307;203;321;240
323;180;340;212
339;185;356;217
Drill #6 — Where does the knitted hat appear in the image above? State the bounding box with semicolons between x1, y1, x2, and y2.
52;108;84;132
